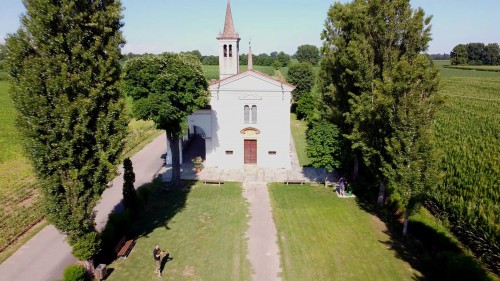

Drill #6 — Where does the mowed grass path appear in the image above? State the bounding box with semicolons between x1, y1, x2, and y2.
290;113;310;166
269;184;419;281
106;182;251;281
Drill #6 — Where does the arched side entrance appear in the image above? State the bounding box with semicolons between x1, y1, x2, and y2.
182;125;206;163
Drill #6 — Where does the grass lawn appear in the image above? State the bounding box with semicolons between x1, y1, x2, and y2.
269;183;420;281
290;113;310;166
106;182;251;281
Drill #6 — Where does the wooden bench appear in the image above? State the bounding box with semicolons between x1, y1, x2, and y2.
203;179;224;185
284;180;306;185
114;236;135;259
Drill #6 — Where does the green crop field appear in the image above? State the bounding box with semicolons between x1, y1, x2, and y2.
0;79;42;252
434;60;500;78
431;61;500;270
444;64;500;72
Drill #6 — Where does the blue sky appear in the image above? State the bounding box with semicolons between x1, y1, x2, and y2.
1;0;499;56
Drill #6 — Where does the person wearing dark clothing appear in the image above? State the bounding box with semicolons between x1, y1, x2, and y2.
338;177;346;196
153;244;163;277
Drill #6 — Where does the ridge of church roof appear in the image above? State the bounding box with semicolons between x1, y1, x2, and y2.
208;69;296;90
217;0;240;40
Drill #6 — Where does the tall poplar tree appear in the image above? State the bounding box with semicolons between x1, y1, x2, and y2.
6;0;127;264
320;0;439;235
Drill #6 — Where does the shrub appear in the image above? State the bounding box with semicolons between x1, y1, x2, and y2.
306;121;342;172
71;232;101;261
296;92;319;121
63;264;87;281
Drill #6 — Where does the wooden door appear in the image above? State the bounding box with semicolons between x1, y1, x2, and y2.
244;140;257;164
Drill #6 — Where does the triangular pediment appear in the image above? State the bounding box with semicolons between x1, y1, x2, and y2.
239;94;262;100
209;70;295;93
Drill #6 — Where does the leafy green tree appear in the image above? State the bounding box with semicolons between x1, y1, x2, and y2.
272;60;282;70
296;91;319;121
71;232;101;264
122;158;140;212
201;55;218;65
450;44;468;65
276;51;291;67
287;62;314;101
0;43;6;61
482;43;500;65
255;53;272;66
239;53;248;65
320;0;439;224
295;44;320;65
6;0;127;265
123;53;209;188
181;50;202;61
307;121;341;172
382;55;439;236
466;42;485;65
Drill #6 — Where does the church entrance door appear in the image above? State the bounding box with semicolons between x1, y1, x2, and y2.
244;140;257;164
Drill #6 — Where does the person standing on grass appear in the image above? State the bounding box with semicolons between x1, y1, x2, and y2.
338;177;346;196
153;244;163;277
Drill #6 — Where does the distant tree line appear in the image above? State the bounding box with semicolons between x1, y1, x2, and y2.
201;51;292;67
429;53;450;60
450;42;500;65
120;44;323;68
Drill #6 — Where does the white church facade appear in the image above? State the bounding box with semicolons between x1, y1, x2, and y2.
168;0;294;169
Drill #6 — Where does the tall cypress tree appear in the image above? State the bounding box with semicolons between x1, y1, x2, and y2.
5;0;127;262
123;157;140;212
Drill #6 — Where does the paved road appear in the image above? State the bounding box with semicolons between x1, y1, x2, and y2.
0;134;167;281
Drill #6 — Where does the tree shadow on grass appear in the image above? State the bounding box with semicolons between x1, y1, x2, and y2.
378;220;491;281
96;179;196;265
351;180;491;281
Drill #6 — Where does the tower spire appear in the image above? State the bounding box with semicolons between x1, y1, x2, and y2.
218;0;239;39
217;0;241;79
248;41;253;70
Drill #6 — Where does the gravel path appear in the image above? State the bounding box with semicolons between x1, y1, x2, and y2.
243;182;282;281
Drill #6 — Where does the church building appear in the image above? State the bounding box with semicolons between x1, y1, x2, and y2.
173;0;294;169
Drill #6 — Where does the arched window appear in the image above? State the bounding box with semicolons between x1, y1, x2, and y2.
251;105;257;123
229;44;233;57
244;105;250;123
223;44;227;57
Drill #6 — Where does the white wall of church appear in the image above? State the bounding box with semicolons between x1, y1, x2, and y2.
207;73;292;169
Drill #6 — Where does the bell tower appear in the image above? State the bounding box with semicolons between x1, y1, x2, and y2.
217;0;240;79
